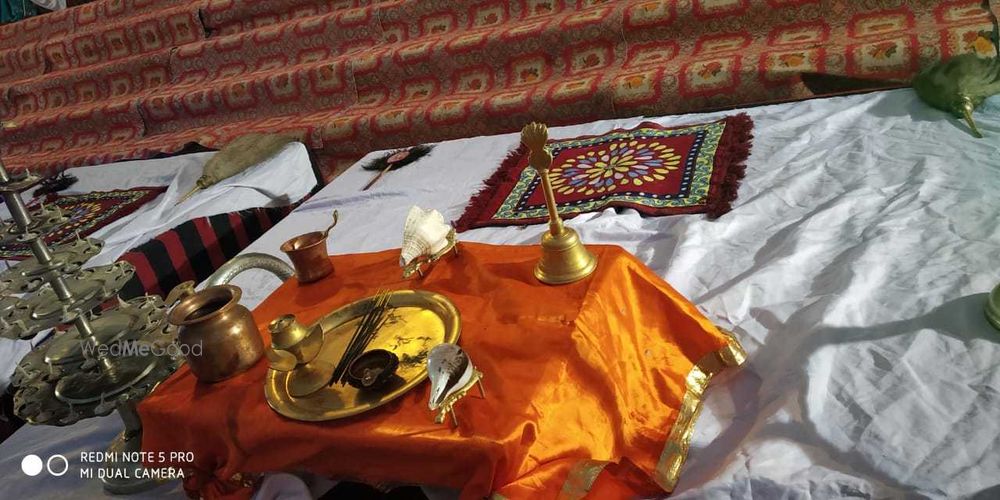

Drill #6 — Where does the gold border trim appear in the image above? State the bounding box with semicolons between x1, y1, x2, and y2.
557;459;611;499
502;332;747;499
655;332;747;491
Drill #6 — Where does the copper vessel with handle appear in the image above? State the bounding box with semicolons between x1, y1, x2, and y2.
280;210;339;283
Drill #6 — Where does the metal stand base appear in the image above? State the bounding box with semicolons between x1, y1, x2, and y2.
100;431;162;495
100;402;164;495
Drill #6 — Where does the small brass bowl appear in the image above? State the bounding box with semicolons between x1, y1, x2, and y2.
346;349;399;391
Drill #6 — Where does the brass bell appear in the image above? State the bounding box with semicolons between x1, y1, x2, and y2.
520;122;597;285
534;225;597;285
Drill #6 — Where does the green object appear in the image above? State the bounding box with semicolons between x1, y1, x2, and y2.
987;284;1000;332
912;53;1000;138
0;0;38;24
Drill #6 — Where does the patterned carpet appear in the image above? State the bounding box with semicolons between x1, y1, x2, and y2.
0;0;997;182
0;187;165;259
455;114;753;231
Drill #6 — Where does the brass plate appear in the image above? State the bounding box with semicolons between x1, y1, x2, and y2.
265;290;460;421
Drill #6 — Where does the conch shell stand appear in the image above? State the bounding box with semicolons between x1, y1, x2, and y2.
427;343;485;426
400;206;458;279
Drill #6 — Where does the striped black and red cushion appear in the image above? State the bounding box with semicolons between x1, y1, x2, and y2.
117;204;295;299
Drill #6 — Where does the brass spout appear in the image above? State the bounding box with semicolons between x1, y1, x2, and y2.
205;252;294;287
960;97;983;139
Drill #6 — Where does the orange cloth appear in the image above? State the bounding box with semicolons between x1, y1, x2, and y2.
138;243;743;499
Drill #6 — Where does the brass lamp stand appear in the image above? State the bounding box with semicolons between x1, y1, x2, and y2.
520;122;597;285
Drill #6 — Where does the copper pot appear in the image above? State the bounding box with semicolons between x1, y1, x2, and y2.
166;284;264;383
280;232;333;283
280;210;338;283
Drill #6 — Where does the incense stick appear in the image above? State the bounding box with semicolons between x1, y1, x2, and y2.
329;290;392;386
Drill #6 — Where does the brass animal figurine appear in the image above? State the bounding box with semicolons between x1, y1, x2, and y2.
912;53;1000;138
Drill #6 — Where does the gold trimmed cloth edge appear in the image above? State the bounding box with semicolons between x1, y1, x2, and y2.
655;332;747;491
496;332;747;499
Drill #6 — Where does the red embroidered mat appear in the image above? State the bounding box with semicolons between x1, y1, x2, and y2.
0;187;166;260
455;115;753;232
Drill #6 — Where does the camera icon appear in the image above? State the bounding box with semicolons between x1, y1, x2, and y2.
21;454;68;477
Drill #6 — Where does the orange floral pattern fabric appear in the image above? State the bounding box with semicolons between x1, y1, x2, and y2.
138;243;743;499
0;0;996;182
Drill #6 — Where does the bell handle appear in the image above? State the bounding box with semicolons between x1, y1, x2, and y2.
521;123;563;236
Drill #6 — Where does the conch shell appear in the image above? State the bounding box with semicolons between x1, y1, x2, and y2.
427;343;475;411
400;206;451;267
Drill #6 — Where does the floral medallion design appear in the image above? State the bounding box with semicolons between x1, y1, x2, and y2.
963;30;995;56
551;140;681;196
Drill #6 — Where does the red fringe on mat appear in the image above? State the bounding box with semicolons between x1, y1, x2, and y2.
706;112;753;219
454;143;529;232
454;114;754;232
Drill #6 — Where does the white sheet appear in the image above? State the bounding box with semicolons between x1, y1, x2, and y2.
1;89;997;499
29;0;66;10
0;142;316;392
41;141;315;267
